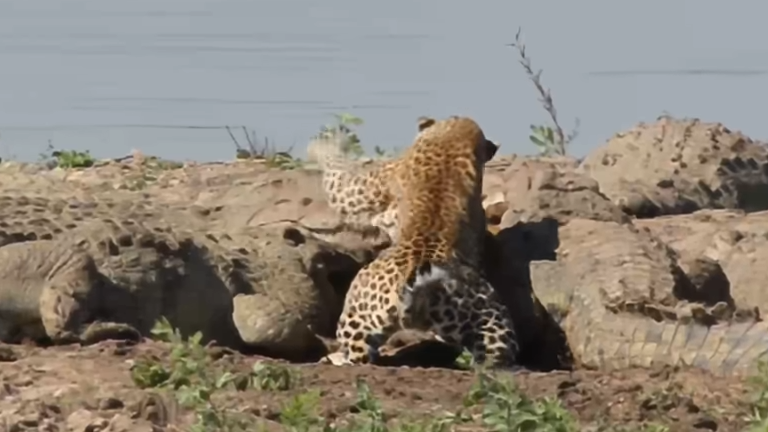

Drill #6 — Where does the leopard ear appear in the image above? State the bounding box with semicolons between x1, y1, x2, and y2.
483;139;499;162
417;116;436;132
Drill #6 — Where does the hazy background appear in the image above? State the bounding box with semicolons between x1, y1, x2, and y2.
1;0;766;162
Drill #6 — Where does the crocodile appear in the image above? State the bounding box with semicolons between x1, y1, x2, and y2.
521;218;768;377
0;239;141;345
200;226;365;361
0;197;363;360
579;115;768;218
0;215;245;347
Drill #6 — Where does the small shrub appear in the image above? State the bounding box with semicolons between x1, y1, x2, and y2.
464;369;578;432
39;142;95;168
248;361;299;391
278;390;326;431
746;360;768;431
454;348;475;370
130;317;298;431
314;113;365;158
313;113;401;162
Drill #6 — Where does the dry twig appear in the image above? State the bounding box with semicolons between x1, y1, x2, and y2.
225;125;294;161
509;27;579;156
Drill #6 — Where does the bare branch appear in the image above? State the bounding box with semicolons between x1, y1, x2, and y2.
509;27;579;156
225;126;243;151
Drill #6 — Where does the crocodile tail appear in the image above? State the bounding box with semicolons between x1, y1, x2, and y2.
573;314;768;377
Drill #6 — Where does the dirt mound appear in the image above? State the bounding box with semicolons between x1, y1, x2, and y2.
0;341;755;431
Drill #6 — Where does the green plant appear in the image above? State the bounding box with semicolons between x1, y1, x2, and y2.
130;318;240;431
746;360;768;431
464;369;578;432
454;348;475;370
248;361;299;391
130;317;300;431
596;424;670;432
316;113;365;158
312;113;402;162
131;318;675;431
279;390;327;431
351;378;387;430
510;28;579;157
39;142;95;168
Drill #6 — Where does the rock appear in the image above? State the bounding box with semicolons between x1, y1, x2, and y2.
106;413;152;432
66;408;107;431
580;115;768;217
97;397;124;411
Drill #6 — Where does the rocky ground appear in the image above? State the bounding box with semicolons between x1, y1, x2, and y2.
3;115;768;431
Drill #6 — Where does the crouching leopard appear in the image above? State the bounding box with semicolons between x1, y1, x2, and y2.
333;115;519;368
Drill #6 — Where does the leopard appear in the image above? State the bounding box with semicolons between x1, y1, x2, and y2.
306;116;499;262
332;115;519;368
306;124;401;241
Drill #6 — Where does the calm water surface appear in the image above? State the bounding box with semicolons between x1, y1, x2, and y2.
1;0;767;162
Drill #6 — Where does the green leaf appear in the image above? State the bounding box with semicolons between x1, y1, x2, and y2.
544;126;555;143
189;331;204;346
529;135;548;148
198;388;211;401
215;372;235;389
252;361;267;374
335;113;364;126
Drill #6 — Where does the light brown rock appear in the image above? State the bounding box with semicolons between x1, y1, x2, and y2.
66;408;108;431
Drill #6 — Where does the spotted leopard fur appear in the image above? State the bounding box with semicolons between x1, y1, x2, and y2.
306;126;401;241
333;115;518;368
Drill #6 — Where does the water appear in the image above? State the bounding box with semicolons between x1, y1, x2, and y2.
1;0;767;162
